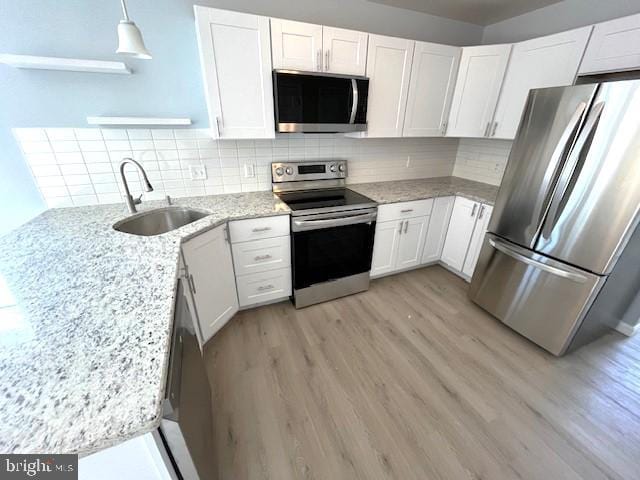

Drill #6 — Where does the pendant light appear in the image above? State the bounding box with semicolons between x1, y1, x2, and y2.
116;0;152;59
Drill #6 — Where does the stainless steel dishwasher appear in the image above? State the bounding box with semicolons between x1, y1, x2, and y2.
158;278;216;479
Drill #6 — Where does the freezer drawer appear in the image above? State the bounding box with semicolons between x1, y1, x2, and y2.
469;234;604;356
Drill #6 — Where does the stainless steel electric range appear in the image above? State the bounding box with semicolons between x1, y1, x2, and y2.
272;161;378;308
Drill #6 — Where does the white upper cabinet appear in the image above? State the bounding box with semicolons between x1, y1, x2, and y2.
403;42;461;137
271;20;368;75
492;27;592;139
579;13;640;74
322;26;368;75
365;35;415;138
194;6;275;139
447;44;512;138
270;19;323;71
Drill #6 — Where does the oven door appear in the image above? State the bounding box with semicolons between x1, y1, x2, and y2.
274;70;369;133
291;210;376;290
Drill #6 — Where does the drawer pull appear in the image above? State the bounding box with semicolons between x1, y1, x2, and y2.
252;227;271;232
257;284;274;292
254;254;272;261
400;209;413;213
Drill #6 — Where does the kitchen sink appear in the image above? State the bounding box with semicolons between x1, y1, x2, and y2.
113;207;209;236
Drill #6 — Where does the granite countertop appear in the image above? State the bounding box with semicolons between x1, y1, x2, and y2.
0;176;496;457
348;176;499;205
0;191;289;456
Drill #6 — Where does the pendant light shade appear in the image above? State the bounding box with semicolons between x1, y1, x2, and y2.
116;0;152;59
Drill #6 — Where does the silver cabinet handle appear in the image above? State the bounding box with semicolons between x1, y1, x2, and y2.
252;226;271;232
400;209;413;213
483;122;491;137
491;121;498;137
478;204;485;220
257;284;274;292
398;220;403;235
254;254;272;261
188;273;197;294
403;220;409;234
215;116;222;137
325;50;330;71
489;237;588;283
441;121;448;136
316;49;322;71
471;203;478;217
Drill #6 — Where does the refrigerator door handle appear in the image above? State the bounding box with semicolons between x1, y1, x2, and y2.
531;101;588;233
489;237;588;283
541;101;605;239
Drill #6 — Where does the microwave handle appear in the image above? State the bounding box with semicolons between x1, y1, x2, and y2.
349;78;358;124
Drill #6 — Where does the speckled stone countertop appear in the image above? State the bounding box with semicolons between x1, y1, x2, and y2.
349;176;499;205
0;191;289;456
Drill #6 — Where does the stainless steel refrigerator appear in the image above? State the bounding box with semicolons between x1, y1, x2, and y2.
469;80;640;356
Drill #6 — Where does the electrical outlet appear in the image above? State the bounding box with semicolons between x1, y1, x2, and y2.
243;163;256;178
189;164;207;180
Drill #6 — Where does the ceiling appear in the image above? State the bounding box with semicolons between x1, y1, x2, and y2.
367;0;565;25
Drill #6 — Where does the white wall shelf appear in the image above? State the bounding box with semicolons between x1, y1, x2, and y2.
86;116;192;126
0;54;131;74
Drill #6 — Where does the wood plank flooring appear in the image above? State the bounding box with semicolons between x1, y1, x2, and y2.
204;266;640;480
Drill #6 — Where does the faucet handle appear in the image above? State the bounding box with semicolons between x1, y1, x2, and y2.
133;194;143;205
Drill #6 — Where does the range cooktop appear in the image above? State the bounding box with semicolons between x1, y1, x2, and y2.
277;188;377;215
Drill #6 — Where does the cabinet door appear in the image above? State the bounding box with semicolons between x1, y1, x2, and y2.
322;26;368;75
194;7;275;139
365;35;415;138
396;216;429;270
447;44;512;138
182;224;239;343
441;197;479;272
403;42;461;137
371;220;401;277
579;13;640;74
462;204;493;278
421;196;454;264
270;18;323;71
492;27;592;139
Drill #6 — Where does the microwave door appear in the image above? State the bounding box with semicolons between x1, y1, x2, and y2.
535;80;640;275
488;85;598;249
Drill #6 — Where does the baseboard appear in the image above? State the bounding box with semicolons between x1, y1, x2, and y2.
614;321;640;337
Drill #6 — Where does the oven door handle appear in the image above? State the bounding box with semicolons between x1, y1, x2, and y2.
292;211;377;232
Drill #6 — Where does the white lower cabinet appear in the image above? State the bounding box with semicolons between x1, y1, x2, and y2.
441;196;493;279
462;204;493;278
181;223;239;345
421;196;455;264
396;216;429;270
229;215;292;308
371;220;402;277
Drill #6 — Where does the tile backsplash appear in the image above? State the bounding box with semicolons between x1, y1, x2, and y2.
453;138;513;186
13;128;460;208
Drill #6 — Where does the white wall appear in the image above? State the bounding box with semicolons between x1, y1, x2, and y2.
13;128;459;208
482;0;640;44
453;139;512;186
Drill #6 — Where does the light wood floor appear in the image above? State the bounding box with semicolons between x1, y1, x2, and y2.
204;266;640;480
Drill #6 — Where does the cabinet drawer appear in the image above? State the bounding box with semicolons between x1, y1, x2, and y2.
377;199;433;222
232;235;291;275
237;267;292;307
229;215;290;243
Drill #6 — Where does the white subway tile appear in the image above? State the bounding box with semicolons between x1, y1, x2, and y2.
93;183;120;194
151;129;175;140
129;140;155;150
71;194;99;206
131;150;157;162
41;186;69;197
158;160;181;171
64;174;91;186
198;149;218;159
26;153;56;166
46;128;76;141
67;184;95;196
109;151;133;163
55;152;84;164
74;128;103;141
86;163;113;174
160;170;182;180
46;196;73;208
13;128;48;142
205;185;224;195
90;173;117;184
21;141;53;154
176;140;198;149
97;193;122;204
83;151;110;163
157;150;179;161
101;129;128;140
173;129;200;139
105;140;131;151
59;164;88;176
197;138;216;149
127;129;152;140
32;165;61;177
37;176;66;187
79;141;107;152
51;141;80;153
223;184;242;194
178;149;199;160
153;139;176;150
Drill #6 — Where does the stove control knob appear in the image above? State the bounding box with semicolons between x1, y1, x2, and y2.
275;167;284;176
338;164;346;172
285;167;294;175
329;163;337;172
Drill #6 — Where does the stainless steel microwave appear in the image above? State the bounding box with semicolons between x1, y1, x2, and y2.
273;70;369;133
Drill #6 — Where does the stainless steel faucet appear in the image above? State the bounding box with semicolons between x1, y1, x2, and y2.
119;158;154;213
